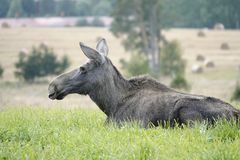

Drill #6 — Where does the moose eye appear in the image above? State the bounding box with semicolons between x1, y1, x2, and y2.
80;66;87;73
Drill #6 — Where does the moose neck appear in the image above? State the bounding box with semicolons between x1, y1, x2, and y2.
88;62;130;117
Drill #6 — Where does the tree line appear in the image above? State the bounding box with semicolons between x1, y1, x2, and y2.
0;0;113;18
161;0;240;29
110;0;239;90
1;0;240;29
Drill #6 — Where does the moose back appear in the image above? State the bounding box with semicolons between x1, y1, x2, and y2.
48;39;240;127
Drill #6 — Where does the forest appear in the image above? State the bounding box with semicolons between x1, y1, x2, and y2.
1;0;240;29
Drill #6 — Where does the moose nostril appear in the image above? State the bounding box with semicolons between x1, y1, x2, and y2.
48;92;55;98
48;83;57;99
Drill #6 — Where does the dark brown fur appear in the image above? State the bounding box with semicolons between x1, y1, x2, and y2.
48;39;240;127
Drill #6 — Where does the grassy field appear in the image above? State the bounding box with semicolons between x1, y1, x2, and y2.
1;27;240;159
0;27;240;107
0;107;240;160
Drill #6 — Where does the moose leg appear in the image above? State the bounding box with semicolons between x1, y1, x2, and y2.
178;107;203;127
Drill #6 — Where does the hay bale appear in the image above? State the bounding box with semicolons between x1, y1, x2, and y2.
1;22;10;28
214;23;225;30
220;42;230;50
191;64;203;73
196;54;205;62
21;24;27;27
204;60;215;68
197;30;206;37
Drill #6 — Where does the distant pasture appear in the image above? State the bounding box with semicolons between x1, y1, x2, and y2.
0;27;240;107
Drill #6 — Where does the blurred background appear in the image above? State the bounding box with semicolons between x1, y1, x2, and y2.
0;0;240;108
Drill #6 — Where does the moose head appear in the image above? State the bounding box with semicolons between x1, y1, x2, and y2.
48;39;113;100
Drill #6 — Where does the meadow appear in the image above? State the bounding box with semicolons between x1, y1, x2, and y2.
1;27;240;107
0;107;240;160
0;27;240;159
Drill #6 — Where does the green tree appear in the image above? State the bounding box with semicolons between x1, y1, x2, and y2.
206;0;240;28
161;40;189;90
111;0;165;74
15;44;70;82
0;0;10;17
160;40;186;77
231;70;240;101
160;0;240;29
57;0;76;16
75;18;89;27
92;0;112;16
160;0;209;28
76;1;91;16
0;64;4;78
231;83;240;101
120;53;149;77
22;0;35;17
91;17;105;27
7;0;24;17
170;75;189;90
39;0;56;16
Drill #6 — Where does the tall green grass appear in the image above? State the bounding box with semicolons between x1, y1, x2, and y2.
0;107;240;160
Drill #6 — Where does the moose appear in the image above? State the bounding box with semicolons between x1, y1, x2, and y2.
48;39;240;127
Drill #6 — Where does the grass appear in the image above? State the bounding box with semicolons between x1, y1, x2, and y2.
0;107;240;160
0;27;240;159
1;27;240;105
189;67;238;81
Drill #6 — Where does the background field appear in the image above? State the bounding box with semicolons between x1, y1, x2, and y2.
0;27;240;108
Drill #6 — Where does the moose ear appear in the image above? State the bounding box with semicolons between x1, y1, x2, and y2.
96;38;108;57
79;42;105;64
